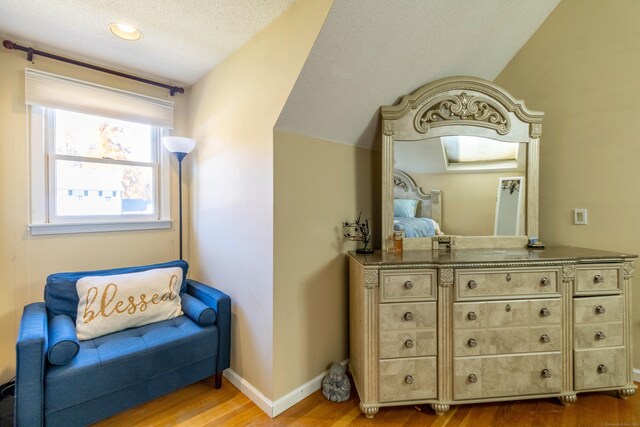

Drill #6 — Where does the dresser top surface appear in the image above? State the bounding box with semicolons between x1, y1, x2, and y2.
349;246;637;266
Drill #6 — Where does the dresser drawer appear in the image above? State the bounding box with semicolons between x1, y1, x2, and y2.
454;325;561;356
574;295;624;324
575;264;622;295
380;329;437;359
453;302;485;329
454;327;528;356
379;357;437;402
574;347;627;390
529;299;562;325
379;302;436;330
453;299;561;329
380;269;437;302
574;322;624;349
529;325;562;353
485;300;530;327
455;267;561;301
454;352;562;400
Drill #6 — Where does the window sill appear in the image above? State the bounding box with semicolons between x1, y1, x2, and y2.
28;220;172;235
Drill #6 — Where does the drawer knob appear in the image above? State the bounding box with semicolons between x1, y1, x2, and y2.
598;364;608;374
505;304;511;312
595;331;606;341
540;307;551;317
595;305;606;315
505;273;512;282
467;338;478;348
468;280;477;289
404;339;414;349
404;312;414;321
468;374;478;383
540;277;551;286
540;334;551;343
594;274;604;284
467;311;477;321
405;375;414;384
404;280;414;290
541;369;552;378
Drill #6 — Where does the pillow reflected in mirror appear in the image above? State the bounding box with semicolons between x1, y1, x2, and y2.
394;199;418;218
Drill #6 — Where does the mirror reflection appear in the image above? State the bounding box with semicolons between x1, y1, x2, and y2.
494;177;525;236
394;136;527;237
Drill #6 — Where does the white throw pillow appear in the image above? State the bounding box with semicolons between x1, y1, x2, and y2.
75;267;183;340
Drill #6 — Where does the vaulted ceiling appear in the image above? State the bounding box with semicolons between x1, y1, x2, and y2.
0;0;560;148
275;0;560;149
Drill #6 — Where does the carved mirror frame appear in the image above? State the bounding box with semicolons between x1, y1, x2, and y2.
381;76;544;251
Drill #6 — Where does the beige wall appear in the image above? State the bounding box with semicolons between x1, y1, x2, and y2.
411;172;524;236
273;130;379;398
0;49;188;383
495;0;640;368
186;0;333;400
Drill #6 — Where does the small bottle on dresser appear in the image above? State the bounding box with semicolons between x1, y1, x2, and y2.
393;230;404;252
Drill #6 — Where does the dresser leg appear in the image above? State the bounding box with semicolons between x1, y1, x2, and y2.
359;403;379;418
617;387;636;399
559;394;577;406
430;403;450;415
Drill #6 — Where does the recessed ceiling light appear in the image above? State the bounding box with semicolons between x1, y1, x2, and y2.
109;23;142;41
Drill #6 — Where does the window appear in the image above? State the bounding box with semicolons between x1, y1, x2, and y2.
27;69;173;235
441;136;522;172
50;108;159;219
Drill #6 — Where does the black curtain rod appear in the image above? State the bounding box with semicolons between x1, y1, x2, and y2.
3;39;184;96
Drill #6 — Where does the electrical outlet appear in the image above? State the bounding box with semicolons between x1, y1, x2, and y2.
573;209;587;225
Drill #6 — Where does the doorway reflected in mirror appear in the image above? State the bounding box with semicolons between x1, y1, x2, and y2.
494;177;525;236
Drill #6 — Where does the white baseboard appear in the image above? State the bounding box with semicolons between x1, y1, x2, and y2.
222;369;273;416
226;362;636;417
223;359;349;418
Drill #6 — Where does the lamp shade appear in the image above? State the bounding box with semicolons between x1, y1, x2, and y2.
162;136;196;154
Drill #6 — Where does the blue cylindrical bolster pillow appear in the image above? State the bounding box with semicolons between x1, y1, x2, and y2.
181;293;216;326
47;314;80;365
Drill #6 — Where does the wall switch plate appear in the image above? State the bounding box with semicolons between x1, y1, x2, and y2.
574;209;588;225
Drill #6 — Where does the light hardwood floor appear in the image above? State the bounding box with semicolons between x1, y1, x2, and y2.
94;378;640;426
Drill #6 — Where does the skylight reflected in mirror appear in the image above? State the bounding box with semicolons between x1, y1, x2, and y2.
442;136;518;163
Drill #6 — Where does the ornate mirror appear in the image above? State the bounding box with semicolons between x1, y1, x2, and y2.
381;76;543;250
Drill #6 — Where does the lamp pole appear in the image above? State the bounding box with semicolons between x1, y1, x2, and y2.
162;137;196;261
174;152;187;260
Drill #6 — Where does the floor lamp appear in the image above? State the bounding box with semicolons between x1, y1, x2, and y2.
162;136;196;260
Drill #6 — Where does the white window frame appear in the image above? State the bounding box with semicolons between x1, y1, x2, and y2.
29;105;172;235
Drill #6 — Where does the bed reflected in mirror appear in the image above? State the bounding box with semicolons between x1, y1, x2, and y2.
381;76;543;250
393;169;442;238
394;137;526;237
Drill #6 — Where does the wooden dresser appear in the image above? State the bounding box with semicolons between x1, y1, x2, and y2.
348;246;636;418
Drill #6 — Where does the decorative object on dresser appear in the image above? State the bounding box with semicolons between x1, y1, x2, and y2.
348;76;636;419
343;212;373;254
321;363;351;403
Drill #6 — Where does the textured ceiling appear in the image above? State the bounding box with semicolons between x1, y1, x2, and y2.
276;0;560;149
0;0;560;142
0;0;296;85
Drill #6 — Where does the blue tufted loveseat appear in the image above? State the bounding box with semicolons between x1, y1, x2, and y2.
14;260;230;427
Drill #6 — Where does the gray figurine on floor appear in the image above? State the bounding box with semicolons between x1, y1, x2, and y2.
322;363;350;402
